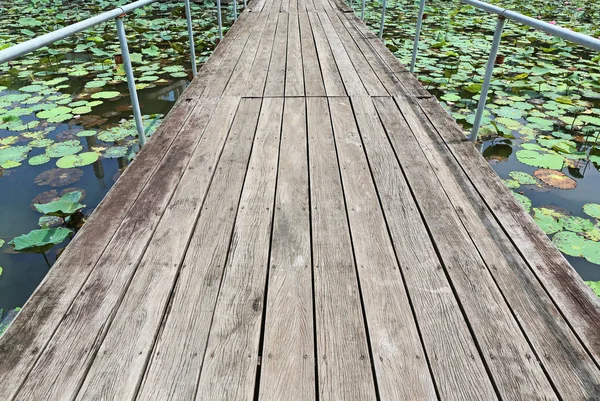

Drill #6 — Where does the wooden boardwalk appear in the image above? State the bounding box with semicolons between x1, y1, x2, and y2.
2;0;600;399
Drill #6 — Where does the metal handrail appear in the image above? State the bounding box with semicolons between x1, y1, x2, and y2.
373;0;600;142
0;0;234;148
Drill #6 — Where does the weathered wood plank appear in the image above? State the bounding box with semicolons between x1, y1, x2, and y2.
299;12;326;96
324;11;387;96
317;12;366;96
194;98;283;401
75;98;261;401
13;97;234;401
329;97;436;401
308;12;346;96
413;96;600;396
380;94;559;401
264;13;289;97
134;99;263;401
285;13;305;97
223;13;270;97
0;93;201;401
245;12;279;97
306;97;376;401
258;98;315;401
366;96;499;401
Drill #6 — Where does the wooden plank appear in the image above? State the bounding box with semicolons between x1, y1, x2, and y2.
289;0;298;13
223;13;270;97
307;12;346;97
364;96;500;401
324;11;387;96
317;12;366;96
413;96;600;393
250;0;268;12
285;13;305;97
257;98;315;401
194;98;283;401
135;99;264;401
299;12;325;97
271;0;283;13
245;12;279;97
264;13;289;97
335;12;404;96
0;94;201;401
75;98;261;401
281;0;290;13
328;97;436;401
306;97;376;401
305;0;315;13
374;94;559;401
202;14;259;97
12;97;234;401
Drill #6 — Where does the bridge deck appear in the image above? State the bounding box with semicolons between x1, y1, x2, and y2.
2;0;600;400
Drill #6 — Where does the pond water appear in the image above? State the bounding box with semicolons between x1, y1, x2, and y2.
0;0;235;331
357;0;600;292
1;0;600;333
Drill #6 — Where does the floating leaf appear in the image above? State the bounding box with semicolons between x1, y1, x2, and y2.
36;106;73;120
0;145;30;166
28;154;51;166
45;140;83;158
91;91;120;100
9;228;72;253
516;150;564;170
534;169;577;189
583;204;600;220
56;152;99;168
38;216;64;228
509;171;537;185
104;146;128;159
34;168;83;187
533;208;563;235
512;191;531;213
586;281;600;298
34;191;85;216
76;130;97;137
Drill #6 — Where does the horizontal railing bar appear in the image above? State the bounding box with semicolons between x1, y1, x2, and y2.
0;0;158;64
462;0;600;52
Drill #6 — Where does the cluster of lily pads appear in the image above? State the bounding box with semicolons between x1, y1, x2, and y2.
356;0;600;291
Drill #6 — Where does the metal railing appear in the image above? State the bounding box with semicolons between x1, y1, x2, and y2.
0;0;236;148
370;0;600;142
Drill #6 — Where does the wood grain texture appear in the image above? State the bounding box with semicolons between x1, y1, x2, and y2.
367;96;498;401
13;97;231;401
387;94;559;401
194;97;283;401
75;98;261;401
306;97;377;401
285;13;305;97
258;98;315;401
245;12;279;97
264;13;289;97
0;93;201;401
308;12;346;96
329;97;436;401
299;12;326;97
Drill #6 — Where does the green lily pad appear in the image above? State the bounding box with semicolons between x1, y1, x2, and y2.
28;154;51;166
56;152;99;168
46;140;83;158
38;216;64;228
509;171;537;185
36;106;73;120
585;281;600;298
512;191;531;213
559;215;596;233
583;204;600;219
34;190;85;216
85;80;107;89
76;130;97;137
9;227;72;253
552;231;587;257
29;138;54;148
91;91;120;100
0;145;31;165
516;150;565;169
104;146;128;159
533;208;563;235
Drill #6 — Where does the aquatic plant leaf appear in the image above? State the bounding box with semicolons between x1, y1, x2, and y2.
586;281;600;298
29;138;54;148
98;127;130;142
85;80;107;89
583;204;600;219
34;190;85;216
509;171;537;185
533;169;577;189
552;231;587;257
512;191;531;213
45;140;83;158
28;154;51;166
9;228;71;253
56;152;99;168
0;145;30;165
516;150;564;170
36;106;73;120
38;216;64;228
104;146;128;159
34;168;83;187
503;179;520;189
76;130;97;137
91;91;120;100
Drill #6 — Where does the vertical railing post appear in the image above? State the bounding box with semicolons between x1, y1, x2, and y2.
378;0;387;39
184;0;198;77
410;0;426;73
217;0;223;40
470;16;506;142
116;15;146;148
361;0;365;20
233;0;238;21
244;0;247;8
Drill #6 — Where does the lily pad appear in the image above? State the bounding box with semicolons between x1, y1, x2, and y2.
45;140;83;158
512;191;531;213
38;216;64;228
516;150;565;170
586;281;600;298
91;91;120;100
552;231;588;257
36;106;73;120
56;152;99;168
9;227;72;253
28;154;51;166
509;171;537;185
104;146;128;159
34;191;85;216
76;130;97;137
34;168;83;187
534;169;577;189
583;204;600;220
533;208;563;235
